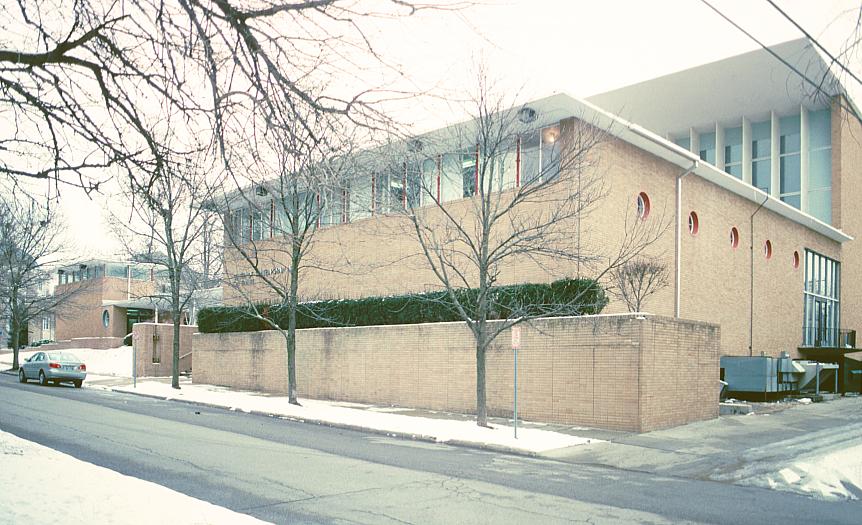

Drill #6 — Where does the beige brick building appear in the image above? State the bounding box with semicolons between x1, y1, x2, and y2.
222;38;857;369
52;260;167;346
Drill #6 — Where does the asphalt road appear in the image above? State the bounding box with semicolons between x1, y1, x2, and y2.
0;374;858;524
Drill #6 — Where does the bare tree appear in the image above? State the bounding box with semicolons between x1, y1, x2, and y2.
220;117;354;405
399;73;667;427
114;140;220;389
1;1;463;199
610;258;669;313
0;193;83;371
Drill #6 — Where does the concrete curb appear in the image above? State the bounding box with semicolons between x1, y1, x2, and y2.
109;386;540;458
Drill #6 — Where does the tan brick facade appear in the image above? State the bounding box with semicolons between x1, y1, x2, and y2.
223;116;842;360
132;323;195;377
55;277;157;341
193;314;718;432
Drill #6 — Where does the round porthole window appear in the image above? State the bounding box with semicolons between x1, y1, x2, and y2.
730;227;740;249
102;309;110;328
688;211;699;236
636;192;651;220
764;240;773;260
792;250;800;269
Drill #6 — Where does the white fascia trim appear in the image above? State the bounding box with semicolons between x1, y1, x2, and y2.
566;94;853;244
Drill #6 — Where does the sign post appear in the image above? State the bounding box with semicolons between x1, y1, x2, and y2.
132;331;136;388
511;325;521;439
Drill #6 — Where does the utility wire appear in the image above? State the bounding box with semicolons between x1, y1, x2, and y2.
765;0;862;88
698;0;837;101
698;0;862;124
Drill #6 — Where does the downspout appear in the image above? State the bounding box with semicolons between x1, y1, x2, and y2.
750;193;769;356
675;162;699;318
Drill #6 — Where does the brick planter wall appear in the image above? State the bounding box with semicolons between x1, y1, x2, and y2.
193;314;719;432
132;323;196;377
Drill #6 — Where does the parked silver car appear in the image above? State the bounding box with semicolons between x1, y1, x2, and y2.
19;351;87;388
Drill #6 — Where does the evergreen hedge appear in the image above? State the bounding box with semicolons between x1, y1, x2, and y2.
198;278;606;334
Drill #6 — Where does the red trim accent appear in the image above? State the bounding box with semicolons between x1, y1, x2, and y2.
403;162;408;209
342;189;348;223
516;137;521;187
436;155;441;201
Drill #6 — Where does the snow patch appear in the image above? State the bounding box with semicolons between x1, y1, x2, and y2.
115;380;599;453
0;429;270;524
1;346;133;377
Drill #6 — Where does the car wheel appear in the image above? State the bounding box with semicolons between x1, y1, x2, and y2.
38;370;47;386
18;368;26;383
73;380;83;389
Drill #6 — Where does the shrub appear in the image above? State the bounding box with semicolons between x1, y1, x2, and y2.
198;278;606;334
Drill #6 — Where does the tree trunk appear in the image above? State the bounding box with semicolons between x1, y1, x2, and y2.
287;251;300;405
171;308;181;389
475;325;488;427
10;316;20;371
170;270;181;389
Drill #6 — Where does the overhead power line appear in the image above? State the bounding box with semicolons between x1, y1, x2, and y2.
764;0;862;88
698;0;842;104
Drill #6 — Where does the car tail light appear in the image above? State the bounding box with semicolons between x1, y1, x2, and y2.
78;364;86;371
49;362;61;369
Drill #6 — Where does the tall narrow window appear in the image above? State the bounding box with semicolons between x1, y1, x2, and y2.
724;126;742;178
779;114;801;209
541;124;561;182
698;131;716;164
461;151;476;198
802;250;840;347
751;120;771;194
421;158;437;205
808;108;832;223
440;153;461;202
406;161;422;208
520;130;540;185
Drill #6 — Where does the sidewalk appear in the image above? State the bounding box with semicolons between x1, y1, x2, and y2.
91;376;604;455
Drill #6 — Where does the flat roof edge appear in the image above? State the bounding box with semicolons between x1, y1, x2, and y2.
563;94;853;244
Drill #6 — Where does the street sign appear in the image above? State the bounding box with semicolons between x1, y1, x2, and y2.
511;325;521;439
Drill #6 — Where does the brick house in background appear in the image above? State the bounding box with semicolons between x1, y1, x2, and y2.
51;260;168;348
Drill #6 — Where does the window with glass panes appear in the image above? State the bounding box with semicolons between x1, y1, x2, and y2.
751;120;771;194
699;131;715;164
779;115;801;209
808;108;832;223
723;126;742;178
802;250;840;347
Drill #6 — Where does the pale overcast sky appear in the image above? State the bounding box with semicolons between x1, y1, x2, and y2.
59;0;862;258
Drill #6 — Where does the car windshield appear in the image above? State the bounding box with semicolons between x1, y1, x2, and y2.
47;352;80;362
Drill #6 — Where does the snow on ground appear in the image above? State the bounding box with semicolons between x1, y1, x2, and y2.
763;444;862;501
114;380;598;453
0;429;269;525
0;346;133;377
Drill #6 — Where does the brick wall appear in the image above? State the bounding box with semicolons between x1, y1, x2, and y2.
193;314;719;432
132;323;195;377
